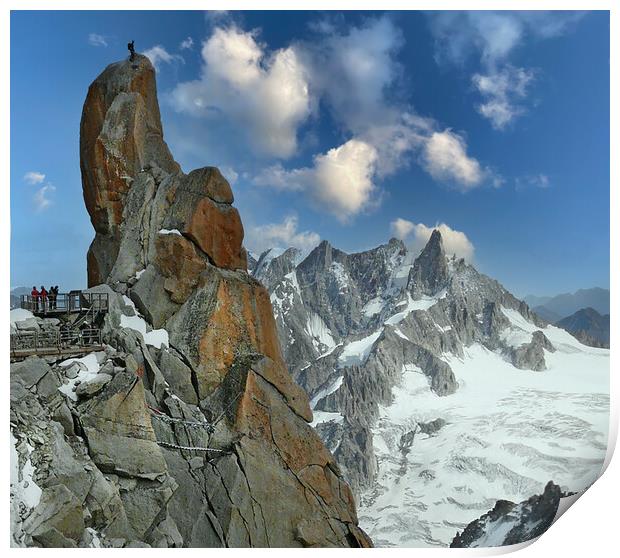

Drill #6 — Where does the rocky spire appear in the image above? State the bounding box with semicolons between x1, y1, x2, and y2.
407;229;450;297
77;55;370;547
80;54;180;286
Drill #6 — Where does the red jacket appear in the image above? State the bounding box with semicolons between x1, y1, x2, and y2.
31;288;40;299
40;288;48;299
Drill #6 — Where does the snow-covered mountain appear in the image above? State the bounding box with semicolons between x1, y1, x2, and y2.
252;230;609;547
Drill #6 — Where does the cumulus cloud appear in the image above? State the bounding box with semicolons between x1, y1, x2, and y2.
179;36;194;50
33;184;56;212
88;33;108;47
254;139;378;222
245;215;320;256
143;45;184;70
171;17;494;224
393;218;475;262
23;171;45;185
254;126;491;221
472;66;535;129
171;26;312;158
390;217;415;240
421;130;485;190
302;16;404;134
428;11;583;129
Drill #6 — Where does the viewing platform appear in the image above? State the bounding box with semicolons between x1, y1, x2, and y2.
20;291;109;317
11;291;109;361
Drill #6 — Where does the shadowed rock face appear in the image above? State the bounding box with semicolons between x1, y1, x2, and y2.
74;55;371;548
450;481;562;548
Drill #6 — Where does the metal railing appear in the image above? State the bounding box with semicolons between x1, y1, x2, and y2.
10;328;103;355
20;291;109;315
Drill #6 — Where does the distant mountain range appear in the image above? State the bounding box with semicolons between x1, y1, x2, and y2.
251;232;609;546
524;287;609;322
523;288;610;348
556;307;610;348
10;287;29;309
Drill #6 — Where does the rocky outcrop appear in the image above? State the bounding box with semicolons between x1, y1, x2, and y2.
510;330;555;371
80;54;180;286
11;54;370;548
450;481;562;547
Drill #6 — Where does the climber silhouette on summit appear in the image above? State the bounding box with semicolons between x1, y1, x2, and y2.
128;40;135;61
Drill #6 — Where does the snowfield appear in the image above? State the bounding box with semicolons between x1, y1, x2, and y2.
358;322;609;547
338;330;383;367
385;290;446;325
120;296;169;349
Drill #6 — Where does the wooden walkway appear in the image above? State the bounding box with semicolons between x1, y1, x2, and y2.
10;344;105;362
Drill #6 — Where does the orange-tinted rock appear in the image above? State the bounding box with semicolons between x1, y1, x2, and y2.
184;197;247;271
190;270;310;420
154;234;206;304
186;167;234;204
80;55;179;285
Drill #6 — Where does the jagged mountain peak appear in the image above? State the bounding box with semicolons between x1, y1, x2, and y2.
253;246;302;290
407;229;449;297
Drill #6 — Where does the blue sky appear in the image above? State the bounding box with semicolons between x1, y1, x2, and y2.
10;10;609;297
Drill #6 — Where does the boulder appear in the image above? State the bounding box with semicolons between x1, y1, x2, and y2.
23;485;85;545
77;372;167;479
11;356;52;389
15;318;40;331
75;373;113;398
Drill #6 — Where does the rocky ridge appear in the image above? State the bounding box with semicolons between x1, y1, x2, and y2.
255;229;554;495
10;54;370;548
450;481;562;548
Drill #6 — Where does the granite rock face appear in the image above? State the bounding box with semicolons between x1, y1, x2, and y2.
11;54;370;548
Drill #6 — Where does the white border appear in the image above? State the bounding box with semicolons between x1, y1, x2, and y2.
2;1;616;556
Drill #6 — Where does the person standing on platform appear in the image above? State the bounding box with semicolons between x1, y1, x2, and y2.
30;286;40;312
40;285;48;313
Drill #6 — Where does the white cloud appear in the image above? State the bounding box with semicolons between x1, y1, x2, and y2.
170;17;494;224
143;45;184;70
179;36;194;50
303;16;403;134
23;171;45;185
421;130;485;190
245;215;320;255
390;217;415;240
428;11;583;129
33;184;56;212
394;219;475;262
515;173;551;191
472;66;534;129
88;33;108;47
254;139;379;222
171;26;311;158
